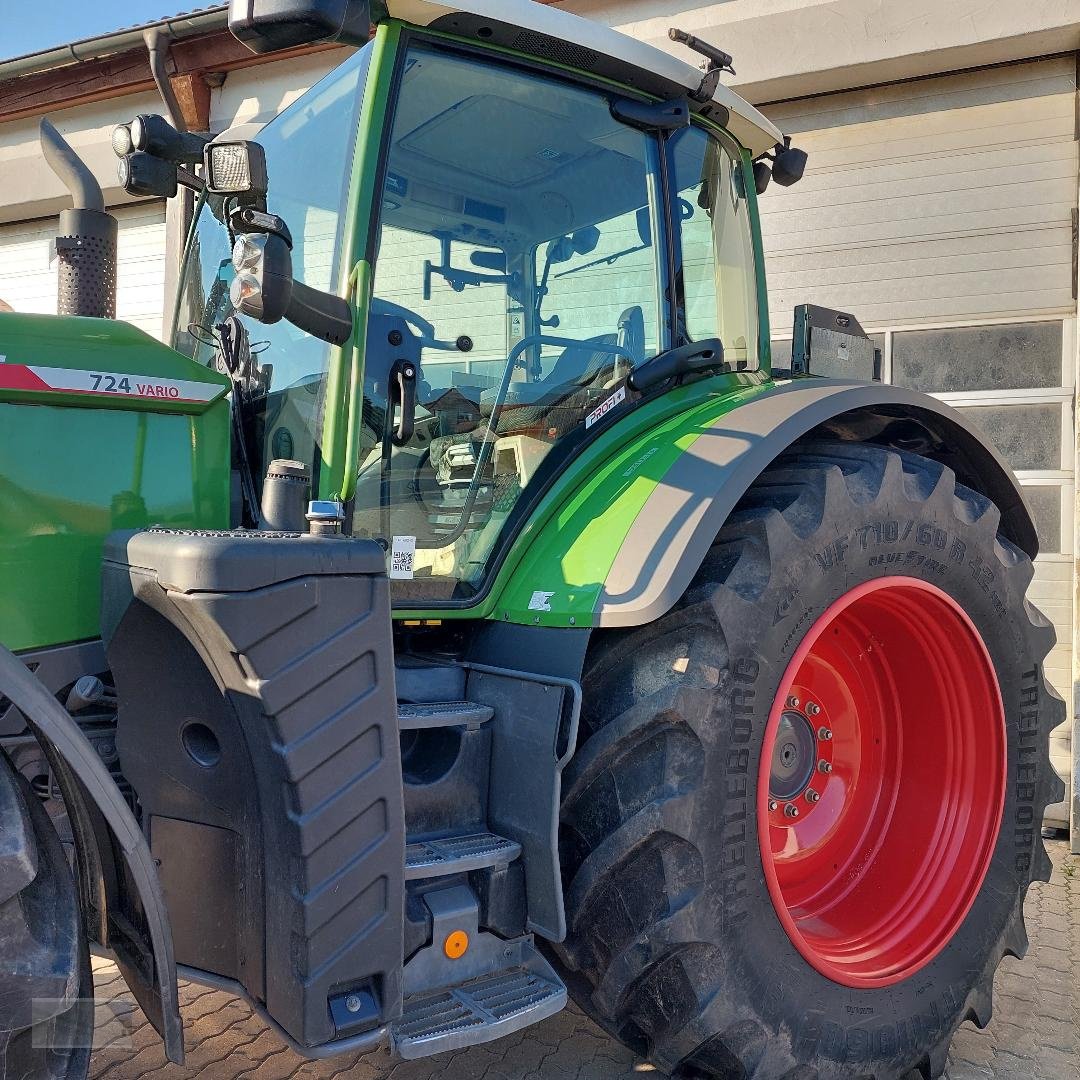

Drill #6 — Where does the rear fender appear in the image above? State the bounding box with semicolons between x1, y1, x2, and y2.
0;645;183;1064
495;378;1035;629
596;379;1035;627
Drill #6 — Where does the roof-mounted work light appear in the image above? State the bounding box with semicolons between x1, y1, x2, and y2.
203;141;269;202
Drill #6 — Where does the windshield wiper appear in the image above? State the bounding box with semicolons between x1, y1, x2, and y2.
553;242;648;280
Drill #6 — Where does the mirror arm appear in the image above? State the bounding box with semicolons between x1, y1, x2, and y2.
285;280;354;346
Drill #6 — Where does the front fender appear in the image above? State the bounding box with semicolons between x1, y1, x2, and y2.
496;378;1034;628
0;644;183;1064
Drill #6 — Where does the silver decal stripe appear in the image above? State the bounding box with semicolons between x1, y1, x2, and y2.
0;363;224;403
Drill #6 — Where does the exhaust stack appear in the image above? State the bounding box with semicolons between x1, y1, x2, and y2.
40;118;118;318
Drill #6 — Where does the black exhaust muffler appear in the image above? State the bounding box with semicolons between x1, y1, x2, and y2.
40;118;118;319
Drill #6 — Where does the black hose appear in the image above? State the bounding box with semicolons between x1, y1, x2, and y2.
143;26;188;133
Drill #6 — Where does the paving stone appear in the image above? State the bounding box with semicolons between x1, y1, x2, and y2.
87;843;1079;1079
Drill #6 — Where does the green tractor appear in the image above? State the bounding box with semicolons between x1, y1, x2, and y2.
0;1;1064;1077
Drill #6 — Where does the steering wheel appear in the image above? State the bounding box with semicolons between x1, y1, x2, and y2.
370;297;464;352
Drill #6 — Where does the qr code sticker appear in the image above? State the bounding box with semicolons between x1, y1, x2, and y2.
390;535;416;579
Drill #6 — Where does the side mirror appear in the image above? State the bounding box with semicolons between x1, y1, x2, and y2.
229;0;370;54
545;236;576;265
752;160;772;195
772;145;807;187
571;226;600;255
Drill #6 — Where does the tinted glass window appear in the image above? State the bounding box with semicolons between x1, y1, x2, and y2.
669;126;759;367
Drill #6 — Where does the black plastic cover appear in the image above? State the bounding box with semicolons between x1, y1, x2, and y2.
102;528;403;1049
229;0;370;54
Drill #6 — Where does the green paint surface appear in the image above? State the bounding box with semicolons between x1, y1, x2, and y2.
0;313;231;652
397;372;772;626
320;22;400;499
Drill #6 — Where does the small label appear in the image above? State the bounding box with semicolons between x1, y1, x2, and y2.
585;385;626;430
389;535;416;579
528;590;555;612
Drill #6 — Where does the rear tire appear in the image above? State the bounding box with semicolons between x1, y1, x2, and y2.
554;441;1063;1080
0;754;93;1080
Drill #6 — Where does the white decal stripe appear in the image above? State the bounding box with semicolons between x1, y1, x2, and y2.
26;366;223;403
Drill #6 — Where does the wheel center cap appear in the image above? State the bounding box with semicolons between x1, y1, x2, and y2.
769;710;816;801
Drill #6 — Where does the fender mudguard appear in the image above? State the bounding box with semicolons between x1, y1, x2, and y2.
595;378;1036;627
492;377;1035;629
0;645;183;1063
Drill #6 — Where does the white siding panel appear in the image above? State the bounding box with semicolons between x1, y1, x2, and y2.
759;58;1079;331
0;202;167;338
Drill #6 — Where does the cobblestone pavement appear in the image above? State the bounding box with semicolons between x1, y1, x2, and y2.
88;842;1080;1080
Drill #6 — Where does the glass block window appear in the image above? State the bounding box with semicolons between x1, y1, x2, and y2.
891;322;1062;393
960;403;1063;472
1022;486;1063;555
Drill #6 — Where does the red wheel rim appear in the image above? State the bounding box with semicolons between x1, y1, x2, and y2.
758;577;1006;988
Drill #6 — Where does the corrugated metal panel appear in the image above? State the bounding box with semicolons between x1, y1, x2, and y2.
0;202;167;339
759;57;1078;332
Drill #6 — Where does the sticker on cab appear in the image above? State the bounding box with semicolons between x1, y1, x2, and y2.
585;385;626;430
528;591;555;612
390;535;417;580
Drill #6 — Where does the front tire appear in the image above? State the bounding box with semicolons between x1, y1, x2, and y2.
554;441;1063;1080
0;755;93;1080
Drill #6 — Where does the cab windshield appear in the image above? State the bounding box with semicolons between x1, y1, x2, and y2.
357;46;760;603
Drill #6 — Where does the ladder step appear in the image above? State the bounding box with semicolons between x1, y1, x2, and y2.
398;700;494;731
405;832;521;880
393;965;566;1059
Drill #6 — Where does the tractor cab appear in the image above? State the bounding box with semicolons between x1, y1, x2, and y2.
171;7;777;605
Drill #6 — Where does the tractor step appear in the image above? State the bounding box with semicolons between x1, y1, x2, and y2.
391;958;566;1059
405;831;521;880
398;700;494;731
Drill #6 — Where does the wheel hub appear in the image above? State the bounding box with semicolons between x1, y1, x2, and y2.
769;710;817;801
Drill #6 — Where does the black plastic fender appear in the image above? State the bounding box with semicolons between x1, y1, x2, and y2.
0;644;183;1064
596;377;1037;627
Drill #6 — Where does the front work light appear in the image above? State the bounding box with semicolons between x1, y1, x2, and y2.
204;140;269;200
227;230;293;324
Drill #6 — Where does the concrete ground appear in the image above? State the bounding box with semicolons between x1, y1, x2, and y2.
87;842;1080;1080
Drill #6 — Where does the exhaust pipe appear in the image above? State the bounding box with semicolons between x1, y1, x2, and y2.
40;118;118;318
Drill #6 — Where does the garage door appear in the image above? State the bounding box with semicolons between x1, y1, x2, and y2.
0;201;167;339
759;56;1078;826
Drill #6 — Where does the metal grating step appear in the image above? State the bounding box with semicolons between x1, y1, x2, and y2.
397;700;494;731
393;966;566;1059
405;831;521;880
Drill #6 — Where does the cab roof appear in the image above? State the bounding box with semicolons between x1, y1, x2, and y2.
382;0;785;157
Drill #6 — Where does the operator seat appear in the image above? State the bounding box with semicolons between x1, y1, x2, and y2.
479;305;646;436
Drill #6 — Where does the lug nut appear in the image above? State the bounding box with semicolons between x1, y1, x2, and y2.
786;695;800;709
784;803;800;819
818;760;833;774
806;702;821;716
818;727;833;741
805;789;820;803
768;800;778;812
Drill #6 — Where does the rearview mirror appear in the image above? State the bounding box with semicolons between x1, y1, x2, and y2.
229;0;370;54
571;226;599;255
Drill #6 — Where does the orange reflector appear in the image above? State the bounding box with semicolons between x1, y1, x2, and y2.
443;930;469;959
